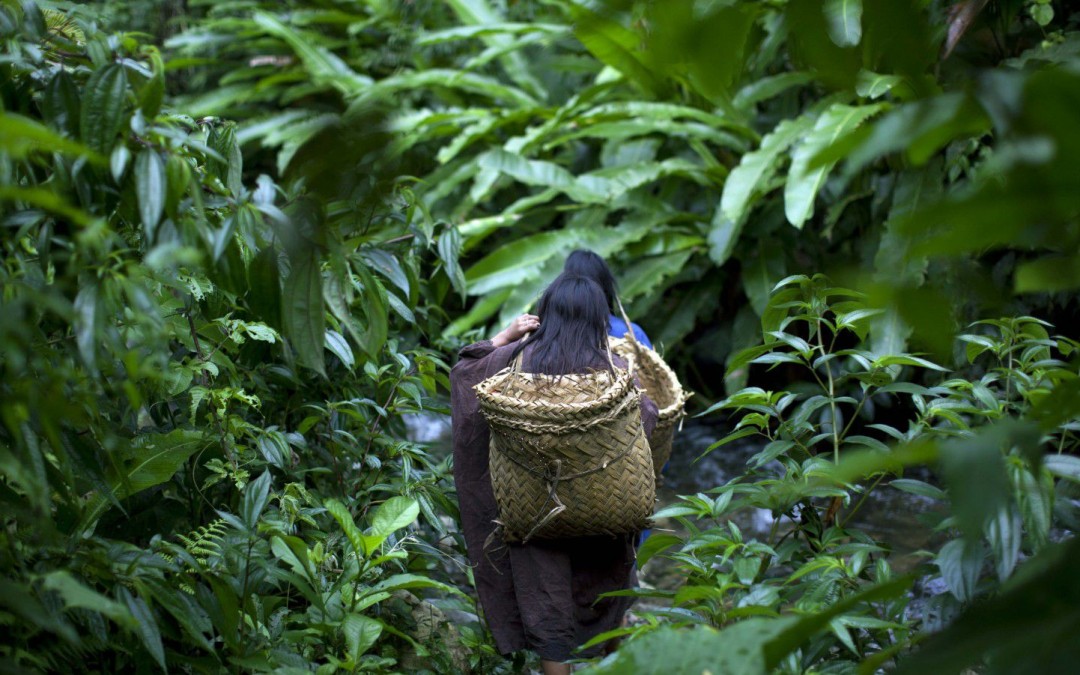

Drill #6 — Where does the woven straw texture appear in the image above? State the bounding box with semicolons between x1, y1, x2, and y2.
609;336;691;478
475;364;655;543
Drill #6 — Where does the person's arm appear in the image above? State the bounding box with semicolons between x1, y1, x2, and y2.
491;313;539;348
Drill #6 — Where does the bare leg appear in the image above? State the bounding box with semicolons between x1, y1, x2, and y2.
541;660;571;675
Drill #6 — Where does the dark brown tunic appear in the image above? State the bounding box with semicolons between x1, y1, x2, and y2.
450;339;658;661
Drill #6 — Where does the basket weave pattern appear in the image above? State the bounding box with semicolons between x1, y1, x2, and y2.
475;367;655;543
609;336;691;478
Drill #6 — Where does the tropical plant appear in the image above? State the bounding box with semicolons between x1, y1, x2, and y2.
0;2;484;671
3;0;1079;672
582;276;1080;673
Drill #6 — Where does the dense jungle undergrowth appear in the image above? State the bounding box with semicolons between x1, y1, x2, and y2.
2;0;1079;672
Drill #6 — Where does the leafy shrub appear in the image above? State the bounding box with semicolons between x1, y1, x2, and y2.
586;276;1080;673
0;3;479;671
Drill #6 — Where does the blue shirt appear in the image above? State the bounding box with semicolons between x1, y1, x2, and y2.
608;314;653;349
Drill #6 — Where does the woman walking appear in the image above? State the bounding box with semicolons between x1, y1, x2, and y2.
450;275;658;673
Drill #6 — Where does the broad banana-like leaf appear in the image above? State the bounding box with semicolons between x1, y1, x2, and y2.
43;571;136;629
444;287;511;337
418;22;567;46
785;103;886;228
721;114;817;224
618;250;694;300
478;148;606;203
708;211;744;267
465;228;586;295
542;119;747;152
822;93;990;176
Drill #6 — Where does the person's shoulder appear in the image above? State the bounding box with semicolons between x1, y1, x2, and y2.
608;314;630;336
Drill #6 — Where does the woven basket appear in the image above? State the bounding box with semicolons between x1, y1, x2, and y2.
475;357;655;543
608;330;691;480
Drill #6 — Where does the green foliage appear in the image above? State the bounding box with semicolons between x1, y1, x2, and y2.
0;3;477;671
2;0;1079;672
590;278;1079;674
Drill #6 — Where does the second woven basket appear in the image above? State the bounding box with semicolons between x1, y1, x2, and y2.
608;335;691;480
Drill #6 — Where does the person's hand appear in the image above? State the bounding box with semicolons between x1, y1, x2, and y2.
491;314;540;347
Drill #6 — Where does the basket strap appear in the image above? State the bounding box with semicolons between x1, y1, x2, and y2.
614;296;644;377
508;334;528;374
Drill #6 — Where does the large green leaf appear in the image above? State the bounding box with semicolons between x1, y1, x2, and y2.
823;0;863;47
326;499;367;561
370;495;419;537
42;571;136;629
120;588;166;672
135;149;166;241
0;112;101;162
721;114;817;224
353;263;388;359
444;287;511;336
253;12;371;95
78;430;209;533
936;539;984;602
785;103;885;228
569;3;664;96
437;226;468;299
140;47;165;118
478;148;606;203
282;249;326;376
42;70;80;136
79;63;127;154
618;250;694;300
734;72;814;112
827;93;991;175
343;614;383;661
465;228;584;295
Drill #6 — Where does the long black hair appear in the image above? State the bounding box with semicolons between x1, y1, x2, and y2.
564;249;617;313
512;274;612;376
